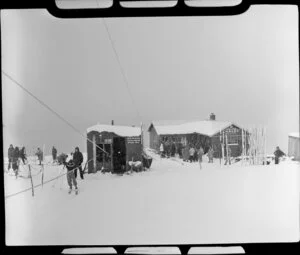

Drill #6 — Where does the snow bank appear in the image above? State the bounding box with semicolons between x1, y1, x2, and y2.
4;153;300;245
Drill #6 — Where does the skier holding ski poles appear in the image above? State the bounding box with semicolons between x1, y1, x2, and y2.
64;158;79;194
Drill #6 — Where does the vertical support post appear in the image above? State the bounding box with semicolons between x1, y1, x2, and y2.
93;134;96;173
242;129;244;166
226;134;229;164
102;144;105;170
110;142;113;173
219;130;222;166
28;164;34;197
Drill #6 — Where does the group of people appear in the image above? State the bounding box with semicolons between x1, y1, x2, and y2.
7;144;27;176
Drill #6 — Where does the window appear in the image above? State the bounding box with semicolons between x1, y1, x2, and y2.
228;135;239;145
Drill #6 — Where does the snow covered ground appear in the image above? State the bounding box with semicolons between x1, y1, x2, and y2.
4;150;300;245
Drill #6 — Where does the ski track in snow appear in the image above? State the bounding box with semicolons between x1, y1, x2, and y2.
4;152;300;245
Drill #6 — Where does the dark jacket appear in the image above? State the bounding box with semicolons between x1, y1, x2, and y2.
20;147;26;158
73;150;83;166
64;160;77;172
52;147;57;156
14;147;20;159
274;149;285;159
8;147;14;158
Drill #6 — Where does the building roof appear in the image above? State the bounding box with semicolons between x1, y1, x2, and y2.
87;124;141;137
289;132;300;138
149;120;242;137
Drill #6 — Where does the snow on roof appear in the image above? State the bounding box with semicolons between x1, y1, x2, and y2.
87;124;141;137
150;120;236;137
289;132;300;138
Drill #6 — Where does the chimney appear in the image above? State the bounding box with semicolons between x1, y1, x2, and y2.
111;120;114;125
209;113;216;121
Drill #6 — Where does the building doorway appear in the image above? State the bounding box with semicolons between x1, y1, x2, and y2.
113;137;127;173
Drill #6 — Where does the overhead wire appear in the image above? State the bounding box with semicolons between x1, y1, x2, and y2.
2;70;109;156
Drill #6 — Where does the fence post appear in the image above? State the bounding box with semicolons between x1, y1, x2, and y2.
28;164;34;197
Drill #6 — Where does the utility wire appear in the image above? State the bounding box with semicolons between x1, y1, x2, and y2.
102;18;142;121
2;70;109;155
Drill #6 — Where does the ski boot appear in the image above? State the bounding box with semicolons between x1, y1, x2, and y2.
75;188;78;195
68;188;72;194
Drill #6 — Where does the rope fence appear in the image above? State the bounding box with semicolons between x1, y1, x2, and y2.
4;159;94;200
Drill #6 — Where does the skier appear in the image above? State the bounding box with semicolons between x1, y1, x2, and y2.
198;146;204;169
160;143;164;158
19;146;27;164
193;147;198;162
64;159;78;194
189;146;195;163
208;147;214;163
52;146;57;164
171;142;176;157
12;147;20;178
274;146;285;165
73;147;84;179
224;147;232;165
7;144;14;172
36;147;43;165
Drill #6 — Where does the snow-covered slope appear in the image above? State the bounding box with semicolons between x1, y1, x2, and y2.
4;151;300;245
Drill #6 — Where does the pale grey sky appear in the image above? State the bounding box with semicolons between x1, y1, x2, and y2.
1;5;299;155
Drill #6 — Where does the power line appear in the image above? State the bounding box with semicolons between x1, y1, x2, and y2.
2;70;109;155
102;18;142;121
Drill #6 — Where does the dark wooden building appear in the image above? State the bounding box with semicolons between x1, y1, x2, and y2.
87;124;143;173
148;114;248;158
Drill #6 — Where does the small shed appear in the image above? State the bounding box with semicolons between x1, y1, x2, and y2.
288;132;300;161
87;124;143;173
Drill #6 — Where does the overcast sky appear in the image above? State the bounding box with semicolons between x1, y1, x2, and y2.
1;5;299;155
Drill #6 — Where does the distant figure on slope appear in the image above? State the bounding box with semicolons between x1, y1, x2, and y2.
73;147;84;180
224;147;232;165
12;147;20;178
198;146;204;169
193;147;198;162
19;146;27;164
64;159;78;194
171;142;176;157
189;146;195;163
208;147;214;163
7;144;14;172
160;143;165;158
182;146;189;162
52;146;57;164
274;146;286;165
36;147;43;165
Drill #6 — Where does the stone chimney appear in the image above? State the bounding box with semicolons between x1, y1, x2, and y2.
111;120;114;125
209;113;216;121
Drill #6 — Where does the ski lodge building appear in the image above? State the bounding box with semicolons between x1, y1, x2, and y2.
288;132;300;161
148;113;247;158
86;123;143;173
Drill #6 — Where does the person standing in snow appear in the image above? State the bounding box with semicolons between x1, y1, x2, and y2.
224;147;232;165
189;146;195;163
52;146;57;163
36;147;43;165
12;147;20;178
64;159;78;194
160;143;164;158
19;146;27;164
73;147;84;179
7;144;14;171
274;146;285;165
198;146;204;169
208;147;214;163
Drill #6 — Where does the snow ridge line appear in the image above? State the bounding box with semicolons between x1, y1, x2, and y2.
5;159;93;200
